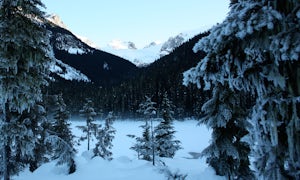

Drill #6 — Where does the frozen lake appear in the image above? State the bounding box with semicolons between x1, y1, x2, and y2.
15;118;225;180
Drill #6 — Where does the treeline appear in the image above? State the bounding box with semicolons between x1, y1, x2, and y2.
49;32;211;118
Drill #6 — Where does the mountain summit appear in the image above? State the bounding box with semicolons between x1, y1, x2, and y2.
46;14;68;29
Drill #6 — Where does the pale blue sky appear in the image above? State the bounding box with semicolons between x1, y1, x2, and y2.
42;0;230;48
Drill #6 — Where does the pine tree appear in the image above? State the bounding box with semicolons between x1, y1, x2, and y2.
155;93;181;158
0;1;54;179
51;94;76;174
184;0;300;179
77;98;98;151
93;111;116;161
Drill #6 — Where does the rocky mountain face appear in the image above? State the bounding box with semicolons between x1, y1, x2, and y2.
160;33;186;56
46;14;68;29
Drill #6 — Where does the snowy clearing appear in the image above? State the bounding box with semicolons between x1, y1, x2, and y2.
15;119;224;180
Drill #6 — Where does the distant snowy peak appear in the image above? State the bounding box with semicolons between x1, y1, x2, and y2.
46;14;68;29
160;31;201;56
46;14;98;53
102;30;202;67
144;41;162;49
102;44;162;67
160;33;186;56
108;40;137;50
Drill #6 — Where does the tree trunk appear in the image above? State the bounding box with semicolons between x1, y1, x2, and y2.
151;119;155;166
87;121;90;151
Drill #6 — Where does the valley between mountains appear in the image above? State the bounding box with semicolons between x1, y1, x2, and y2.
46;14;210;118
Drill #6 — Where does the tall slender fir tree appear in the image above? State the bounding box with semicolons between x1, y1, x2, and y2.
133;96;157;164
155;93;181;158
77;99;98;151
51;94;76;174
93;111;116;161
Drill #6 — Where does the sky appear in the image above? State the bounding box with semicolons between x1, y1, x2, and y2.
42;0;230;48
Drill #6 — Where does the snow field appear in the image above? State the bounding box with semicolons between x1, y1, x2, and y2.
15;119;224;180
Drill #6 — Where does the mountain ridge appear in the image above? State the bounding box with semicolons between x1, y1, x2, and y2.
46;13;204;67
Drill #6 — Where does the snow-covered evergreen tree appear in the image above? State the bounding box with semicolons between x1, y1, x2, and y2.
0;111;38;176
136;121;153;161
155;93;181;158
51;94;76;174
137;96;157;118
199;85;253;179
93;112;116;161
25;103;50;172
0;0;54;179
77;99;98;151
184;0;300;179
4;100;56;174
45;135;76;174
132;96;157;164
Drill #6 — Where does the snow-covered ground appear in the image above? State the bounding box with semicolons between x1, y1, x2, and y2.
15;119;225;180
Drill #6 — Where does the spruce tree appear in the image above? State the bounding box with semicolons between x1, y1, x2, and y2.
155;93;181;158
93;111;116;161
199;85;253;179
51;94;76;174
184;0;300;179
136;121;152;161
26;103;50;172
133;96;157;164
0;0;53;179
0;111;38;176
77;98;98;151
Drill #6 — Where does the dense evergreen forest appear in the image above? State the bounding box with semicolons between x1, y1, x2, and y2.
48;32;210;118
